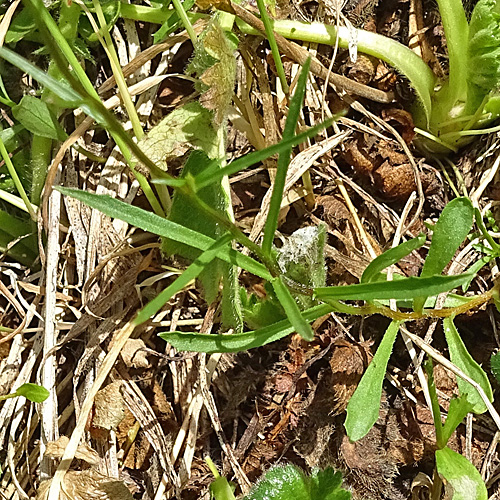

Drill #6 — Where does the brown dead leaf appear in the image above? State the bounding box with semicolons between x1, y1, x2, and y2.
120;338;150;369
44;436;99;466
329;339;372;414
89;381;125;437
36;470;133;500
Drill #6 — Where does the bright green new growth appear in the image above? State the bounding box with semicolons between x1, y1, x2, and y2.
0;383;50;403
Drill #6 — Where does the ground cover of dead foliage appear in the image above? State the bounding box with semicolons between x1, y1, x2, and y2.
1;0;500;499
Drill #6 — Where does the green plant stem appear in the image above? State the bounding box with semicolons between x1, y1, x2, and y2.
30;136;51;205
28;0;81;205
92;0;144;140
0;140;36;220
434;0;469;111
171;0;197;44
236;17;436;121
0;392;18;401
425;357;446;449
255;0;289;94
262;58;311;256
26;0;98;99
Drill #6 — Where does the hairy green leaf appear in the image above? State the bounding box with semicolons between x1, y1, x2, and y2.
435;447;487;500
12;95;65;140
277;224;326;309
137;102;221;168
490;351;500;382
443;316;493;414
163;150;229;302
414;197;473;311
271;275;314;341
345;321;400;441
361;233;426;283
315;274;472;301
442;395;474;445
244;465;350;500
160;303;334;353
55;187;272;280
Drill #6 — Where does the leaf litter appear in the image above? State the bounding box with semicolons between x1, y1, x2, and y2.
1;0;500;499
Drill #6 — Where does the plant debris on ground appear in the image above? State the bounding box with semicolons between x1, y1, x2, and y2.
1;0;500;499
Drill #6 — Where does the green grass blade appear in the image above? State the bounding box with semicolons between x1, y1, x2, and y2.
361;233;426;283
255;0;289;93
187;117;336;190
443;316;493;414
262;58;311;256
315;274;472;301
135;234;233;325
160;303;333;353
55;187;272;280
271;275;314;341
414;197;474;311
345;320;401;441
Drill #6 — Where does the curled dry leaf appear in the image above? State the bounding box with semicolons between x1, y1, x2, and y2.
89;381;125;437
44;436;99;465
120;338;150;369
36;470;133;500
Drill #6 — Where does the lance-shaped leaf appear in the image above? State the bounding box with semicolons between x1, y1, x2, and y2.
414;197;473;311
345;320;401;441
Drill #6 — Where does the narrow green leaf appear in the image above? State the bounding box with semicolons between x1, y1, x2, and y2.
136;234;232;325
262;57;311;256
414;197;473;311
315;274;472;301
0;46;81;106
441;395;474;445
271;275;314;341
435;446;487;500
188;117;336;190
443;316;493;414
160;303;333;353
15;383;50;403
345;321;400;441
361;233;426;283
12;95;66;141
55;187;272;280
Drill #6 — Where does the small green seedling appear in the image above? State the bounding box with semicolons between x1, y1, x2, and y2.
0;383;50;403
207;459;351;500
344;197;492;499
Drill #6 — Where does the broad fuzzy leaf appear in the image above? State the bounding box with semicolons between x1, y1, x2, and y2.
435;447;487;500
277;225;326;309
189;22;237;126
244;465;350;500
137;102;221;167
490;351;500;382
12;95;65;140
162;150;229;303
467;0;500;113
